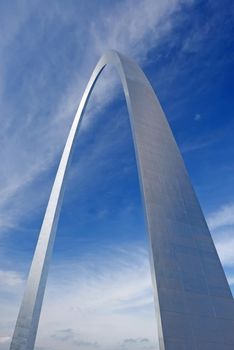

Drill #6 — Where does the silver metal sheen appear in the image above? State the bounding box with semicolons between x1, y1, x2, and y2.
10;50;234;350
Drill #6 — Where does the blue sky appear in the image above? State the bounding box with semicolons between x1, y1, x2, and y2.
0;0;233;349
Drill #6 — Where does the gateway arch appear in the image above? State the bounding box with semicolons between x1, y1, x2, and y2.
10;51;234;350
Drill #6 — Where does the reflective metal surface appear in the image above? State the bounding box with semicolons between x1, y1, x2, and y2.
10;50;234;350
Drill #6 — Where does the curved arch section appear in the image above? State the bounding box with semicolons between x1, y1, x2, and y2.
10;50;234;350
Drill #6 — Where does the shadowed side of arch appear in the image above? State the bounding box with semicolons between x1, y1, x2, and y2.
10;50;234;350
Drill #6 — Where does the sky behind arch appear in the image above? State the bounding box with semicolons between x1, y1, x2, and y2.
0;1;233;349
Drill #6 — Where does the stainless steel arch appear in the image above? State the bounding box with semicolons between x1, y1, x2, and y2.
10;50;234;350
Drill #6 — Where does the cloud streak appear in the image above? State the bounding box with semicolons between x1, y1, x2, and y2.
34;244;158;350
0;269;24;288
0;0;193;233
207;203;234;230
208;203;234;270
1;244;158;350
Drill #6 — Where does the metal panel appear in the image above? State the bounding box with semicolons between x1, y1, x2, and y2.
10;50;234;350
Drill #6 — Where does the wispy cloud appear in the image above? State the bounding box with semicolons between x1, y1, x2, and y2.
0;337;10;344
208;202;234;269
121;337;155;349
0;0;193;233
215;234;234;266
0;270;24;350
91;0;189;60
35;244;158;350
180;138;213;153
0;269;24;288
207;203;234;230
227;276;234;286
0;245;158;350
51;329;99;348
51;329;77;342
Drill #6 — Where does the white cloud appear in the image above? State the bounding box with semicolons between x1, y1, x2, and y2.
91;0;187;60
217;239;234;266
0;270;25;350
35;245;158;350
227;275;234;286
0;0;193;233
207;203;234;230
0;269;24;288
0;337;10;344
213;230;234;267
207;203;234;270
121;337;155;349
0;246;158;350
